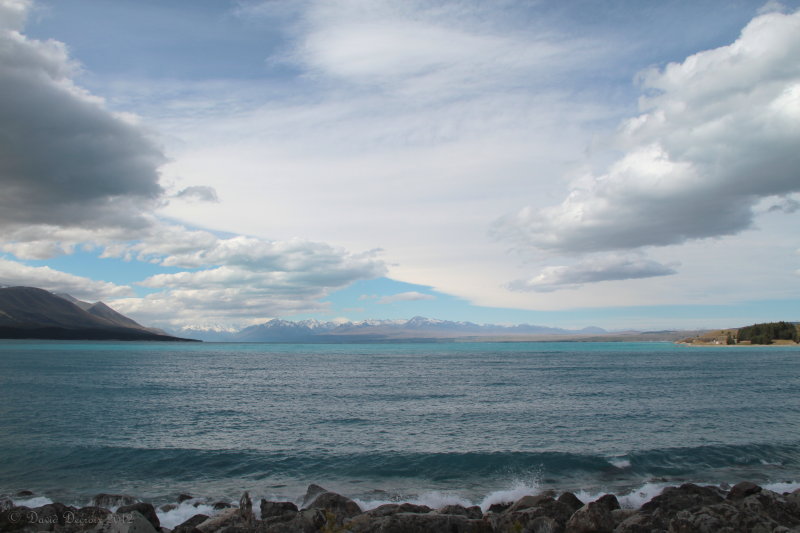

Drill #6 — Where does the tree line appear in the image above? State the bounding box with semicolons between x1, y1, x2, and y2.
736;321;799;344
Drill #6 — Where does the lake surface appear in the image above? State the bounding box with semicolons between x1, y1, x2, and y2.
1;340;799;516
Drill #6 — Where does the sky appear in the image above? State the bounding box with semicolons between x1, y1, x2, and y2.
0;0;799;332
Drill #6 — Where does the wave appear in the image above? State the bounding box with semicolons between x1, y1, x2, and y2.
3;441;800;501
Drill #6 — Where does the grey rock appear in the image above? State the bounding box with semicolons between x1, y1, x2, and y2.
556;493;583;515
177;495;194;504
527;516;561;533
364;503;433;518
92;494;139;509
93;510;159;533
0;497;13;512
196;508;242;533
348;512;491;533
303;490;362;522
259;501;298;523
610;508;637;526
727;481;762;501
212;502;233;510
171;514;208;533
160;505;178;513
117;503;160;530
300;484;328;508
16;491;34;498
492;496;573;533
437;504;483;519
564;497;616;533
260;509;326;533
64;506;112;531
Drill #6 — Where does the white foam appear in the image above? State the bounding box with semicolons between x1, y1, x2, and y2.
763;481;800;494
354;491;472;512
157;502;221;530
608;457;631;469
478;480;541;512
573;482;670;509
12;496;53;508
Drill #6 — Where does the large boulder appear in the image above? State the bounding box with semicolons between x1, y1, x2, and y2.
556;493;584;515
92;510;159;533
564;494;619;533
436;505;483;519
92;495;138;509
260;500;299;523
616;483;725;532
116;503;159;530
347;512;492;533
64;506;112;531
492;495;574;532
171;513;208;533
365;503;433;518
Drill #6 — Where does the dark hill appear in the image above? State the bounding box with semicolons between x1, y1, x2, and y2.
0;286;197;341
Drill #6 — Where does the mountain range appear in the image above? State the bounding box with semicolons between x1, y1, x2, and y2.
0;285;701;343
0;286;195;341
177;316;608;342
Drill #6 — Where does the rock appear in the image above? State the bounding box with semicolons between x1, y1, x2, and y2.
301;484;328;508
0;498;13;512
611;508;637;526
92;494;139;509
348;512;491;533
619;482;727;531
177;494;194;504
117;503;160;530
507;494;552;514
15;491;34;498
160;504;177;513
260;500;298;523
486;502;512;514
303;490;362;522
171;514;208;533
196;508;242;533
556;492;584;514
65;506;112;531
238;491;254;527
211;502;232;510
437;505;482;519
564;496;617;533
726;480;762;500
365;503;433;517
93;510;159;533
527;516;561;533
261;508;326;533
492;496;573;533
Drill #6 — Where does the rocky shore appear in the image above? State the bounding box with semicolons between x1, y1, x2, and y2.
3;481;800;532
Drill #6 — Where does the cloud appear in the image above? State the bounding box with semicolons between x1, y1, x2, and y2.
175;185;219;203
377;291;436;304
508;255;678;293
101;224;387;327
0;0;164;236
494;9;800;254
0;257;133;299
294;0;595;100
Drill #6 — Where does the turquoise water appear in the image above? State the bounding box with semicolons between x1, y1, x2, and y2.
1;340;799;509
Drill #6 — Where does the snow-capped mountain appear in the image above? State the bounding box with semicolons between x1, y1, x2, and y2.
218;316;607;342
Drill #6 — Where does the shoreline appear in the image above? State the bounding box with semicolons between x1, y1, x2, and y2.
4;480;800;532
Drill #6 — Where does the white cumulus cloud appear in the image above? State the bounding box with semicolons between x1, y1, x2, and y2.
495;9;800;254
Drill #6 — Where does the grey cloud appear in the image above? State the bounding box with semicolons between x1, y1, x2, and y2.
0;5;165;234
494;9;800;254
509;256;678;293
0;257;133;299
175;186;219;203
